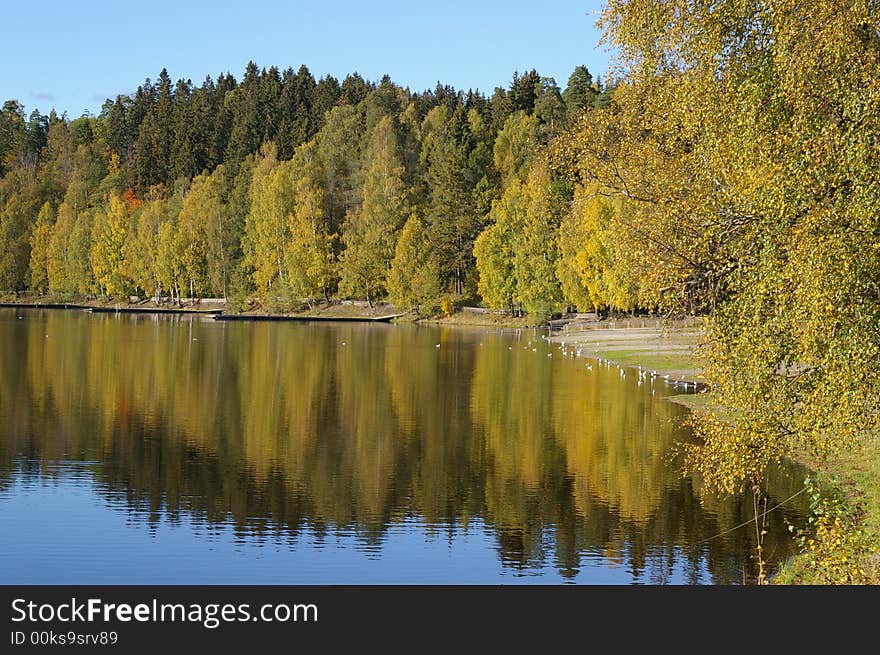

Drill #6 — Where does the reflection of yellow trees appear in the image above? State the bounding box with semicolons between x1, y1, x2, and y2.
235;322;332;478
0;310;808;582
469;336;678;534
471;342;555;490
551;363;675;525
466;335;808;579
383;327;482;527
334;324;406;526
469;336;570;555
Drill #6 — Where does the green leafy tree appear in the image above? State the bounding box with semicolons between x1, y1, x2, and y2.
474;159;564;316
46;201;72;294
512;161;563;316
556;185;609;311
48;191;93;296
176;175;213;298
314;104;365;233
493;112;540;185
339;116;408;303
156;218;181;301
595;0;880;515
386;213;441;312
128;191;173;299
555;183;637;312
0;169;41;292
90;194;130;296
284;142;334;305
242;144;287;298
473;180;522;311
28;202;54;293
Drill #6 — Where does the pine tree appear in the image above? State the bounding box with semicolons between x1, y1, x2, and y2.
0;100;27;176
133;68;174;190
209;73;236;171
534;77;565;132
312;75;341;131
225;62;262;171
562;66;597;124
340;73;372;106
508;70;541;114
276;65;316;159
170;78;197;182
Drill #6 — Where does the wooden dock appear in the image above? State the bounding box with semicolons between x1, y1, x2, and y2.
0;302;91;310
2;302;405;323
213;313;405;323
87;306;223;315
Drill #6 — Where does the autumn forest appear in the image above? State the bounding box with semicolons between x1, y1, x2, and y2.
0;60;618;315
2;0;880;583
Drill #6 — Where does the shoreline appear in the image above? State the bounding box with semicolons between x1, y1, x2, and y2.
547;321;705;387
0;295;543;327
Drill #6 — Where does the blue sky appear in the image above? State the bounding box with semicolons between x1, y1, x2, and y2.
1;0;611;118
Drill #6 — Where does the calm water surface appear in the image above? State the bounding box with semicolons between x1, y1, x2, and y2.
0;308;807;584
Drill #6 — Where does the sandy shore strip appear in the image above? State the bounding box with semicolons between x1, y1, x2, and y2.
547;320;705;383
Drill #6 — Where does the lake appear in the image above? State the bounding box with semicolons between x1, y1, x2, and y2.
0;308;808;584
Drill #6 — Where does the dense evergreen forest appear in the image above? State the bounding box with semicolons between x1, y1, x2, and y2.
0;63;614;314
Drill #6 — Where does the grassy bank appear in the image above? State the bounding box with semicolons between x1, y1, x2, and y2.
773;439;880;583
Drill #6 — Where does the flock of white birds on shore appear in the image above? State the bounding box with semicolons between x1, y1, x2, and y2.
430;332;702;396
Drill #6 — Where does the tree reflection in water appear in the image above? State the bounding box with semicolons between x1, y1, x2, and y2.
0;309;809;583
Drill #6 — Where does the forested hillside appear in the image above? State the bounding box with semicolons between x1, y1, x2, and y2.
0;63;613;313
